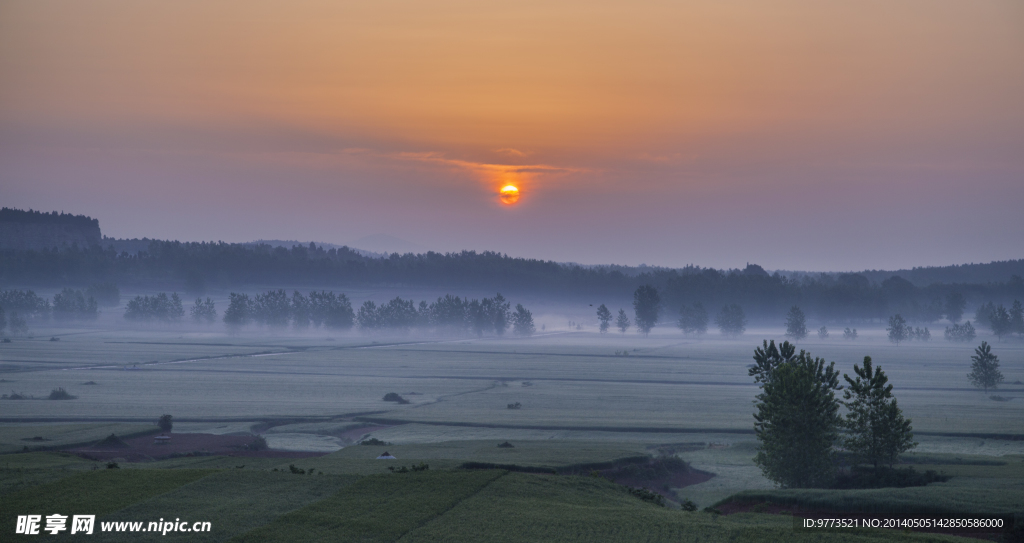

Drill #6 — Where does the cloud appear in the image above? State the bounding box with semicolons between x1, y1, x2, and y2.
494;148;529;158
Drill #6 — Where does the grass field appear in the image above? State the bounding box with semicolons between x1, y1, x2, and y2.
2;324;1022;541
0;461;983;542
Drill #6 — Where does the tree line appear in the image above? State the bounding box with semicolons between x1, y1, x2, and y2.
2;236;1021;323
0;288;101;335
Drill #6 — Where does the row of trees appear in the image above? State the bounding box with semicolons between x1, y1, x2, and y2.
0;289;99;328
3;226;1021;323
974;300;1024;340
596;286;751;337
124;293;184;322
218;290;536;336
750;340;916;487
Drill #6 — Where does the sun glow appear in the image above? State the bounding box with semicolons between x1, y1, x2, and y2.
499;185;520;205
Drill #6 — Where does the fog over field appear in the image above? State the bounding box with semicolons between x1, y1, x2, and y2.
2;0;1023;537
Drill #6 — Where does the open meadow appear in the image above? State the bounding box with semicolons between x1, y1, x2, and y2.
2;321;1022;541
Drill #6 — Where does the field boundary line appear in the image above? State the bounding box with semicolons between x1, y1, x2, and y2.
394;470;509;543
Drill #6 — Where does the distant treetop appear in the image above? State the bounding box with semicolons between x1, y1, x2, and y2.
0;208;99;229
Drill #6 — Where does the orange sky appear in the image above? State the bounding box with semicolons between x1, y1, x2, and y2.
1;0;1022;269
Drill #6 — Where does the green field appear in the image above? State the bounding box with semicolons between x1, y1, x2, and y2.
2;325;1022;541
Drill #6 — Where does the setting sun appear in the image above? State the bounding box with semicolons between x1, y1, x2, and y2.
499;185;520;205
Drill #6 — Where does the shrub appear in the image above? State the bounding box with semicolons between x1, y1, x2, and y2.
3;391;29;400
507;402;522;409
497;441;515;448
382;392;410;404
680;498;698;512
48;387;76;400
245;435;268;450
360;437;392;446
95;433;130;448
106;461;120;469
628;487;665;507
158;414;173;432
289;464;306;474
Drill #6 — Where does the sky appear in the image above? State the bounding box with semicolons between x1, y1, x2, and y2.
1;0;1022;271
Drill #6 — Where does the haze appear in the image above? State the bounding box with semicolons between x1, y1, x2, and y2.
1;0;1022;270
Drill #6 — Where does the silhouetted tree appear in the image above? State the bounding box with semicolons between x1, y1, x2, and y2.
817;326;828;339
842;356;916;470
990;304;1012;340
223;293;253;326
253;290;290;326
968;341;1003;393
52;288;98;321
322;292;355;329
633;285;660;337
843;327;858;340
492;294;511;336
8;312;27;335
512;304;535;336
430;294;467;333
380;297;418;330
887;314;909;345
944;321;976;342
677;303;708;335
785;306;807;340
291;291;310;328
715;304;746;336
124;293;182;322
1011;300;1024;338
616;309;630;333
945;292;966;323
596;304;612;334
0;305;5;335
974;302;996;330
158;414;173;432
751;341;842;488
190;298;217;323
357;301;381;330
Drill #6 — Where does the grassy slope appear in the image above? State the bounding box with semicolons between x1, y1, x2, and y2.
0;423;157;454
93;471;360;542
238;470;964;543
232;470;506;543
0;469;214;534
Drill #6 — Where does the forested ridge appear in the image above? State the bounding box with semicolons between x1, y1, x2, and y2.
2;237;1022;322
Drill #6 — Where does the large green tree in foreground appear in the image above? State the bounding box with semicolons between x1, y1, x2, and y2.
750;340;842;488
842;356;916;470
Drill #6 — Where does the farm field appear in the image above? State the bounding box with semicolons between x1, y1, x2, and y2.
0;455;1007;542
2;327;1022;433
2;325;1023;541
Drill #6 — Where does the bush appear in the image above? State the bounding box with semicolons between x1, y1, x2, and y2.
628;487;665;507
831;466;948;489
245;435;268;450
497;441;515;448
95;434;130;448
360;437;392;446
507;402;522;409
382;392;410;404
158;414;173;432
3;391;29;400
106;461;120;469
48;387;76;400
680;498;698;512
